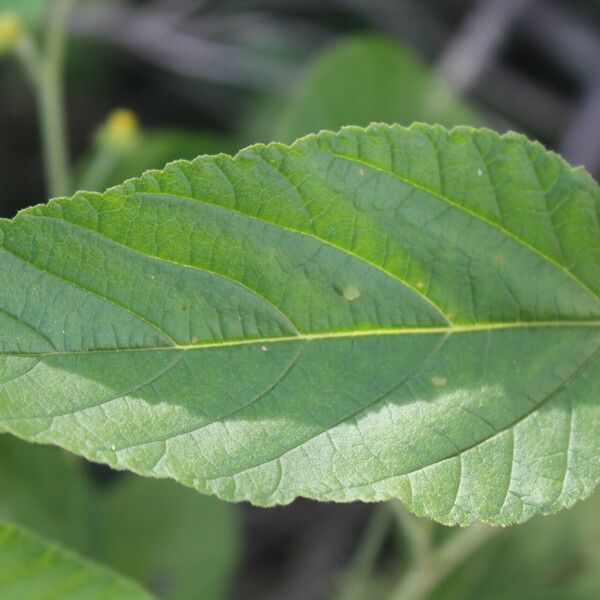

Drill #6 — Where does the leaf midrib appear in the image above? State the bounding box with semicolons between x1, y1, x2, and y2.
12;145;599;346
2;320;600;358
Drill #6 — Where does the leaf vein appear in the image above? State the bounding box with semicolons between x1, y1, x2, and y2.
126;190;452;326
0;245;176;347
23;214;301;336
325;150;600;308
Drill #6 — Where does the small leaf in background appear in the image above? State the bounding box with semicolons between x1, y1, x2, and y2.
0;436;97;557
105;478;240;600
271;35;481;143
0;521;154;600
1;123;599;526
0;436;241;600
433;489;600;600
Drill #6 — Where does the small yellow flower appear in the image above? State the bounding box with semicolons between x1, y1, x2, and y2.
0;12;21;54
99;108;140;150
106;108;139;138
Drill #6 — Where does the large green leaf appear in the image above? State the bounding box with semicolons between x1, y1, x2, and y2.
0;522;153;600
272;35;480;144
1;123;599;526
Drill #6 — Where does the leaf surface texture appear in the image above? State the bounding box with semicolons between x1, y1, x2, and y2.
1;124;599;525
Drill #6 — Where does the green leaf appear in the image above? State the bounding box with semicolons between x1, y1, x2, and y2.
1;123;599;526
0;435;240;600
104;478;240;600
433;489;600;599
0;435;97;558
0;521;154;600
272;35;480;144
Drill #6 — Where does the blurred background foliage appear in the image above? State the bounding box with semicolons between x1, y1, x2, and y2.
1;1;600;599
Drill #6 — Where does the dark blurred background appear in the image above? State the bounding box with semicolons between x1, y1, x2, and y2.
2;0;600;218
1;1;600;599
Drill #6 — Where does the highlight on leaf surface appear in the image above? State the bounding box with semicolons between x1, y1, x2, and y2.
0;123;599;526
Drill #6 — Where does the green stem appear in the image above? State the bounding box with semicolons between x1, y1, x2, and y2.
390;521;500;600
13;35;41;83
336;506;393;600
391;500;432;568
38;0;74;198
15;0;74;198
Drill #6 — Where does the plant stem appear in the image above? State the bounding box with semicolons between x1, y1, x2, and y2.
391;500;432;568
336;505;393;600
37;0;74;198
390;520;500;600
15;0;74;198
13;35;41;83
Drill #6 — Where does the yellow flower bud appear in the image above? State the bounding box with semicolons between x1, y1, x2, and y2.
0;12;21;54
99;108;140;150
106;108;139;138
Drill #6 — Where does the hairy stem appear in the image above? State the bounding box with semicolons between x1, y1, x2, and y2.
37;0;74;198
391;500;432;568
336;506;393;600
